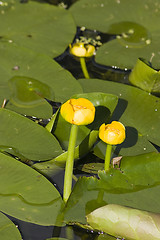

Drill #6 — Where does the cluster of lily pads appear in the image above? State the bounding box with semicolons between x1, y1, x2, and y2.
0;0;160;240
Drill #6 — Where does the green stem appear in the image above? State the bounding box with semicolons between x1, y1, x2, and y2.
80;57;90;79
63;124;78;203
105;144;112;172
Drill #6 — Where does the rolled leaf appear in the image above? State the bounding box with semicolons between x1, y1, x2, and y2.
87;204;160;240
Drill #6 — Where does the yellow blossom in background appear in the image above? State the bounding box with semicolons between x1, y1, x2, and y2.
69;43;95;58
99;121;125;145
60;98;95;125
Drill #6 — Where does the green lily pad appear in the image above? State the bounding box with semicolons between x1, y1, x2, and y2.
0;152;64;226
0;108;63;161
0;0;76;58
0;212;22;240
63;152;160;226
0;44;82;118
96;234;116;240
70;0;160;69
79;79;160;147
8;76;54;107
33;130;99;176
129;58;160;93
94;130;157;160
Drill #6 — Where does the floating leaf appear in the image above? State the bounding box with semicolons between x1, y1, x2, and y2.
0;44;82;118
96;234;116;240
94;130;157;160
0;0;76;57
63;152;160;226
129;58;160;93
0;108;63;161
87;204;160;240
0;212;22;240
8;75;54;107
70;0;160;69
33;130;99;176
79;79;160;147
0;152;64;226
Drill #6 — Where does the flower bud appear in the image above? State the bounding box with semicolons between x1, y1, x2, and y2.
60;98;95;125
99;121;125;145
69;43;95;58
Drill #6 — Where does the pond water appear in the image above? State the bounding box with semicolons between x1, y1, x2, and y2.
3;0;160;239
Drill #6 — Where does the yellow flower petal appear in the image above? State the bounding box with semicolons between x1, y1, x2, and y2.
99;121;125;145
60;98;95;125
69;43;95;58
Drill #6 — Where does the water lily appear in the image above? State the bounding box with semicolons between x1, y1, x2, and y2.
99;121;125;145
99;121;125;171
60;98;95;125
69;43;95;58
69;43;95;79
61;98;95;202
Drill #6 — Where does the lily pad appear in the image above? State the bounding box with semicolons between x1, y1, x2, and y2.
63;152;160;226
70;0;160;69
94;129;157;160
0;0;76;58
129;58;160;93
0;108;63;161
79;79;160;147
96;235;116;240
0;152;64;226
33;130;99;176
0;212;22;240
0;44;82;118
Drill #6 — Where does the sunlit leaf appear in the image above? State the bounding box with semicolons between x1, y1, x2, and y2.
0;108;63;161
0;44;82;118
79;79;160;147
96;234;116;240
0;152;64;226
129;58;160;93
33;130;99;176
94;131;157;160
63;152;160;226
0;0;76;58
8;76;54;107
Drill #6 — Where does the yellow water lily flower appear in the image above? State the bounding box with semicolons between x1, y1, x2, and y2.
69;43;95;58
99;121;125;145
60;98;95;125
